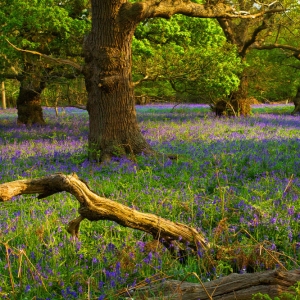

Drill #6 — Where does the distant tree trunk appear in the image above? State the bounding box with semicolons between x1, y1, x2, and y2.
17;63;46;125
230;73;251;116
1;81;6;110
291;86;300;115
213;73;251;117
216;10;274;117
83;1;153;162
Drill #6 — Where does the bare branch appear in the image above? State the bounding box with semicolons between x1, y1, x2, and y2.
0;173;209;252
253;43;300;60
6;39;83;71
121;0;285;23
133;74;150;87
254;43;300;52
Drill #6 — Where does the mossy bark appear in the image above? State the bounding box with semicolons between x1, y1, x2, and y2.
83;0;153;162
17;63;46;125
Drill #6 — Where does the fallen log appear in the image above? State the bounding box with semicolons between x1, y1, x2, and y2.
0;173;208;253
1;174;299;299
128;269;300;300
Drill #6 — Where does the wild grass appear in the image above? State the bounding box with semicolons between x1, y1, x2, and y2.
0;104;299;299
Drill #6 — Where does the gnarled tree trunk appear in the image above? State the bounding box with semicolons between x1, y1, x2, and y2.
83;0;153;162
229;73;251;116
17;63;46;125
212;73;251;117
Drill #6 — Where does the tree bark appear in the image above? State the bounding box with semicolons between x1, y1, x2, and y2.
128;269;300;300
0;173;208;252
83;0;154;162
16;63;46;125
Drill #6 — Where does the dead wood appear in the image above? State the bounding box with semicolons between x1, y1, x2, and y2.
1;174;299;299
129;269;300;300
0;173;208;252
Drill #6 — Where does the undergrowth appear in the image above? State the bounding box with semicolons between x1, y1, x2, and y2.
0;105;299;299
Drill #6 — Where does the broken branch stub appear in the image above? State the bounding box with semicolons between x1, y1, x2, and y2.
0;173;209;251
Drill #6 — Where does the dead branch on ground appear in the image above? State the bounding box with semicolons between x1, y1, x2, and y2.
0;173;208;254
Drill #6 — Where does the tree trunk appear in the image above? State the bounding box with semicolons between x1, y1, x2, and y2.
291;86;300;115
83;0;153;162
17;63;46;125
229;73;251;117
129;269;300;300
1;81;6;109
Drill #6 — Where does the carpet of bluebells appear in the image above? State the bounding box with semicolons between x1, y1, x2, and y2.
0;104;299;299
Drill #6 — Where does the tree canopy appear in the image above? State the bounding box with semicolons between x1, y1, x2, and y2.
0;0;90;77
133;15;243;102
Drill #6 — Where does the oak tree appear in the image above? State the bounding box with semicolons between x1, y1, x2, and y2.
214;0;299;115
83;0;284;161
0;0;89;124
132;16;243;103
3;0;286;160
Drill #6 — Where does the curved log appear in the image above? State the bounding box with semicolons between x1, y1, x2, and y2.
0;173;208;251
129;269;300;300
1;174;299;298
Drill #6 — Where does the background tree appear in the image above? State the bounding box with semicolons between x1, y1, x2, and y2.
0;0;90;124
3;0;287;160
250;2;300;103
132;16;243;103
214;0;299;115
247;49;300;102
83;0;284;162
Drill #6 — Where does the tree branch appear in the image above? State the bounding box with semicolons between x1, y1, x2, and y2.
0;73;23;81
121;0;284;23
217;18;237;45
239;16;271;57
6;39;83;71
253;43;300;60
133;75;149;87
0;173;209;253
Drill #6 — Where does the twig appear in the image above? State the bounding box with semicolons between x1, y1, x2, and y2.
4;243;15;295
283;174;294;195
6;39;82;71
